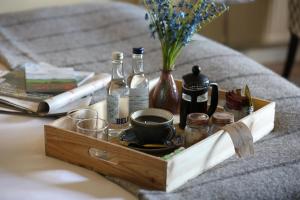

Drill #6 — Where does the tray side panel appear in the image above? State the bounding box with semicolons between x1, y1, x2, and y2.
44;125;167;190
165;100;275;192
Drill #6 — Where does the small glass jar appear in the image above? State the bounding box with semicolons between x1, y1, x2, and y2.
224;89;253;121
210;112;234;134
184;113;209;147
224;104;253;122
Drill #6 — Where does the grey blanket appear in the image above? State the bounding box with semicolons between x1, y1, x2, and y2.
0;2;299;200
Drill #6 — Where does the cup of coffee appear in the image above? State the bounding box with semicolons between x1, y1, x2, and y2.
120;108;176;145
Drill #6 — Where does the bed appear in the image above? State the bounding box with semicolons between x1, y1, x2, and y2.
0;2;299;200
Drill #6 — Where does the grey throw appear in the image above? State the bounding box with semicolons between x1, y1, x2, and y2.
0;2;299;200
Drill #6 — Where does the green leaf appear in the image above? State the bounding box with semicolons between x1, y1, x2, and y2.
244;84;253;107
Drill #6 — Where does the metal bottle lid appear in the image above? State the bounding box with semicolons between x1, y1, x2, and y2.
212;112;234;125
186;113;209;126
133;47;144;54
112;51;124;60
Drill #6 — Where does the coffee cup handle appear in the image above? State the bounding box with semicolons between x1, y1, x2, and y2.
165;125;176;141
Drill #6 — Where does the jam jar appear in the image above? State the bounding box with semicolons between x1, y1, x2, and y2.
210;112;234;134
184;113;210;147
224;89;254;121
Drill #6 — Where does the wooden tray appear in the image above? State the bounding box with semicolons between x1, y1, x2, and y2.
44;79;275;192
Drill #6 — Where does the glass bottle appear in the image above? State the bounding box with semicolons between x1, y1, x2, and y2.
184;113;209;147
210;111;234;134
107;51;129;129
128;47;149;114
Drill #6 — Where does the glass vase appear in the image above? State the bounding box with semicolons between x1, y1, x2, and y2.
150;70;179;114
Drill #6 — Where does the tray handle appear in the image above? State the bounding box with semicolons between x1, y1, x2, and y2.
88;147;118;166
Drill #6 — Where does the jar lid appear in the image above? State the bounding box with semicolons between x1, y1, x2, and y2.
186;113;209;126
212;112;234;125
182;65;210;90
112;51;124;60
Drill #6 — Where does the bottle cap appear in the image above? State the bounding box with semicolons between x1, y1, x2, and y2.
186;113;209;126
112;51;124;60
132;47;144;54
212;112;234;125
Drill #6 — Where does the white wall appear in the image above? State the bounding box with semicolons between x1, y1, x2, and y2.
263;0;289;45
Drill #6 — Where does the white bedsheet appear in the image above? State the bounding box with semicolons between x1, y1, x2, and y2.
0;62;135;200
0;114;136;200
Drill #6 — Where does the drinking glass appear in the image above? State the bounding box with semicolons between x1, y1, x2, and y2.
76;118;109;140
66;108;98;131
107;129;121;144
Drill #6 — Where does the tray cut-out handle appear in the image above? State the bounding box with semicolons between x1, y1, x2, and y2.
88;147;118;165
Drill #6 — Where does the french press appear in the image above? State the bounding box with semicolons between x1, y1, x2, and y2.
179;65;219;129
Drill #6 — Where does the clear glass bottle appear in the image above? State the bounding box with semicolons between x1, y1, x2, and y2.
128;47;149;114
107;51;129;128
184;113;209;147
210;111;234;134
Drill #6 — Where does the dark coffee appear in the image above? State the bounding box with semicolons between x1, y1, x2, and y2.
135;115;167;123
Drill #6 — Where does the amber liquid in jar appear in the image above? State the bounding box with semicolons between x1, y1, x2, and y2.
184;113;209;147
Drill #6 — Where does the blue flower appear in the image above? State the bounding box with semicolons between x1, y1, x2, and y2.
143;0;228;70
179;11;185;19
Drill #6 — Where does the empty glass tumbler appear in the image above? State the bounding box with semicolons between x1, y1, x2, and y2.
76;118;109;140
66;108;98;131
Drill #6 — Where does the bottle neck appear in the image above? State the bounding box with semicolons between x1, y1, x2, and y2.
132;54;144;74
112;59;124;80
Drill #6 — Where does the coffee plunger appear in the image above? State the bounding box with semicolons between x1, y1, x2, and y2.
179;65;219;129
